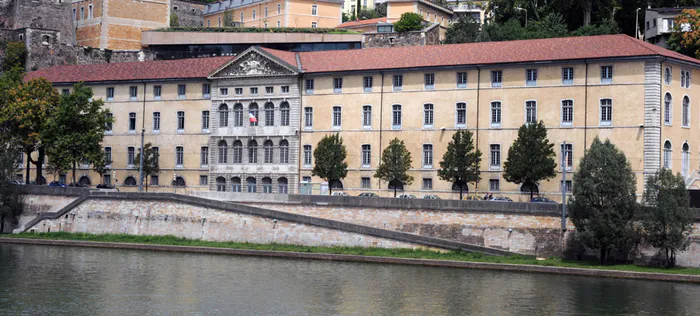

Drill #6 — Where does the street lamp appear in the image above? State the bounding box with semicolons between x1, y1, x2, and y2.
516;7;527;28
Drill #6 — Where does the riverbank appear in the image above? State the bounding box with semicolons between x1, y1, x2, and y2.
3;233;700;283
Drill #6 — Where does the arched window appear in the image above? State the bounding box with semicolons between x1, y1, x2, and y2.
174;176;186;187
388;179;403;191
451;180;468;193
664;67;672;84
280;102;290;126
682;143;690;178
248;140;258;163
216;176;226;192
246;177;256;192
263;140;274;163
330;179;343;190
262;177;273;193
124;176;137;186
218;140;228;164
249;103;259;127
264;102;274;126
219;104;229;127
233;140;243;163
279;140;289;164
79;176;91;186
664;93;672;124
682;96;690;127
664;140;672;169
233;103;243;126
520;182;539;195
278;177;288;194
231;177;241;192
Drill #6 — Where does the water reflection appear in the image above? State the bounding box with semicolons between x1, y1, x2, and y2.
1;244;699;315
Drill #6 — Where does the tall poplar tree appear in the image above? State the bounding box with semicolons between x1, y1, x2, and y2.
438;130;481;199
503;121;557;200
375;138;413;197
312;134;348;195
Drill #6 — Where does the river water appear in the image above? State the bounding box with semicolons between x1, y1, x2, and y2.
0;244;699;315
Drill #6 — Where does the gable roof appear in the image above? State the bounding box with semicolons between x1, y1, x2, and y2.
25;56;234;84
336;17;390;29
276;34;700;74
207;46;300;78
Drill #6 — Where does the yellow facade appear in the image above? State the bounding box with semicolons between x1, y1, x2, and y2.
204;0;342;29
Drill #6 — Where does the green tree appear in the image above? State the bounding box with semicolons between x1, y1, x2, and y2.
170;13;180;27
445;16;482;44
503;121;557;201
0;77;59;184
374;3;387;17
0;147;24;233
134;142;161;191
359;8;379;20
311;134;348;195
1;42;27;71
569;137;637;265
668;8;700;59
375;138;413;197
394;12;423;32
44;82;112;185
437;130;481;199
527;13;569;38
223;8;235;27
640;168;695;268
571;18;620;36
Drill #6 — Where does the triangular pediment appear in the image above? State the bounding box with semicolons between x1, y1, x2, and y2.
208;47;298;79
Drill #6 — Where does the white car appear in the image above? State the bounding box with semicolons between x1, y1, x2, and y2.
330;191;349;196
397;194;417;199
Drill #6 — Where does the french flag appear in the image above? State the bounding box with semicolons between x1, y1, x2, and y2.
249;112;257;123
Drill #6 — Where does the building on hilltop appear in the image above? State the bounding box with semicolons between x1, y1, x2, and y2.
25;35;700;201
203;0;343;29
644;7;697;49
0;0;75;44
171;0;206;27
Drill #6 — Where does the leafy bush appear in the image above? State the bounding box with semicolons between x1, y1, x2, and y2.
393;13;424;33
2;42;27;71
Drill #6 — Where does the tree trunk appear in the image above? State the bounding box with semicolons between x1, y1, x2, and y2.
146;178;149;192
329;182;332;196
459;187;463;200
72;160;77;185
25;151;30;184
530;189;534;201
0;215;5;234
35;147;44;184
394;186;397;197
600;246;607;265
582;0;592;26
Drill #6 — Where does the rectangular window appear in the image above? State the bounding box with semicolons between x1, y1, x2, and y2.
457;72;467;88
423;144;433;168
562;67;574;85
561;180;573;193
61;89;70;96
489;179;500;192
201;111;210;130
277;4;281;14
304;107;313;128
361;177;371;189
129;112;136;131
362;105;372;127
106;113;113;132
252;9;256;20
265;6;268;17
277;20;280;27
151;175;159;186
490;144;501;169
393;75;403;91
303;145;312;165
361;144;371;167
491;101;501;127
332;106;342;128
526;69;538;86
177;111;185;131
281;86;289;94
234;87;243;95
200;175;208;186
88;5;93;18
265;86;274;94
601;65;613;84
312;4;318;15
80;7;84;20
202;84;211;98
491;70;502;87
363;76;373;92
127;147;135;166
561;143;573;170
525;100;537;124
129;86;138;100
220;88;228;95
424;104;434;127
176;146;184;166
561;100;573;125
250;87;258;95
333;77;343;93
311;22;317;28
104;147;112;165
240;12;244;23
600;99;612;125
152;147;159;165
102;174;110;185
153;112;160;132
201;146;209;166
456;102;466;126
280;104;289;126
153;85;162;100
392;104;402;129
424;73;435;90
422;178;433;190
106;87;114;101
305;79;314;94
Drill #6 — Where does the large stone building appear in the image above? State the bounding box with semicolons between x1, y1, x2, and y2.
25;35;700;201
202;0;343;29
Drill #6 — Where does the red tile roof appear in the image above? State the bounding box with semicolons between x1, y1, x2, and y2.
259;47;298;69
283;34;700;73
336;17;389;29
25;56;234;84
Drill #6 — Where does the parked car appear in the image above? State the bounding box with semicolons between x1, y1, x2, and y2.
69;182;88;188
48;181;66;188
330;191;349;196
464;196;482;201
358;192;379;197
531;197;557;203
397;194;417;199
7;179;23;185
491;196;513;202
422;194;440;200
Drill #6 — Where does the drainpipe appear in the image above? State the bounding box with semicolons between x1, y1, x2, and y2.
584;61;588;149
138;81;146;192
378;72;385;190
475;66;481;193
